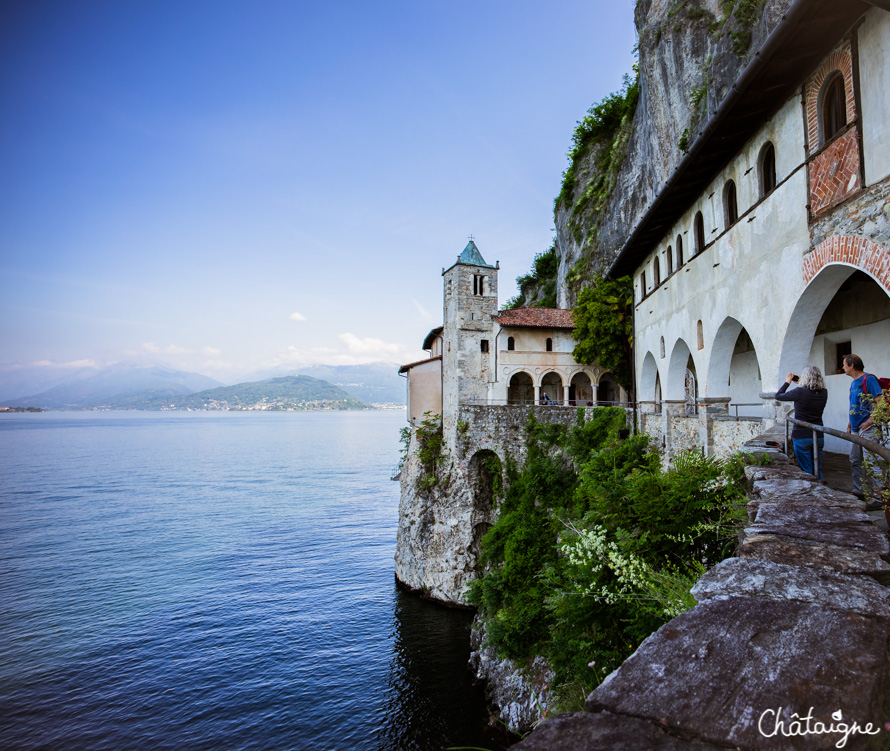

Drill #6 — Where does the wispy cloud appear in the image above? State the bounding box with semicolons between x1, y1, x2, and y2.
411;299;433;320
3;359;102;371
290;311;308;322
264;333;423;369
142;342;221;357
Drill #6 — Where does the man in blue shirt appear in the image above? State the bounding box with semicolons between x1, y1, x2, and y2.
843;353;884;502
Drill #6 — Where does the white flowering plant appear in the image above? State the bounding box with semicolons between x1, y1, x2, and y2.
468;412;752;713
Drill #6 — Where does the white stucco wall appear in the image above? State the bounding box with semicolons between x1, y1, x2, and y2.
859;8;890;185
634;96;810;405
808;319;890;452
406;358;442;425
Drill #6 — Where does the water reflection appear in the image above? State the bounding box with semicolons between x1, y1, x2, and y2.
376;588;515;751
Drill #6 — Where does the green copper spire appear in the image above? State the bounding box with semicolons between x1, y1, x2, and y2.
458;239;495;268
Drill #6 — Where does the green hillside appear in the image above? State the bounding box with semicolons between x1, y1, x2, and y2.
138;375;371;411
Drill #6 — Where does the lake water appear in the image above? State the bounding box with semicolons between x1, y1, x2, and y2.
0;411;511;751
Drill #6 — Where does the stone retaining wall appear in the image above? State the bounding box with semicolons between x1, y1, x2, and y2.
514;438;890;750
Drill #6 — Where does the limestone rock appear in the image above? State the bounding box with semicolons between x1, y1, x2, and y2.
394;445;485;604
743;521;889;555
691;557;890;618
586;597;890;749
511;710;729;750
555;0;794;303
753;501;872;526
738;532;890;581
468;618;553;735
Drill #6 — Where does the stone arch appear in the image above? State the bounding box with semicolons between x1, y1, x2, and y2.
759;141;777;197
597;373;621;404
723;180;738;228
569;371;594;406
802;235;890;294
467;449;503;570
507;370;533;404
708;317;762;415
780;258;890;451
640;351;660;402
819;72;847;144
694;212;705;255
780;244;890;382
540;371;564;404
805;40;854;153
667;338;696;400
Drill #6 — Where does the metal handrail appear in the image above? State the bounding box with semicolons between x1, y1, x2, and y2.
458;399;635;408
728;402;761;418
784;417;890;480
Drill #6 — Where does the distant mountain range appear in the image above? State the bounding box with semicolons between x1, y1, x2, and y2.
1;363;223;410
293;363;404;405
138;375;369;411
0;361;405;411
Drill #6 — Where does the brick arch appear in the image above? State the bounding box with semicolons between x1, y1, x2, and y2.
803;235;890;294
805;40;855;153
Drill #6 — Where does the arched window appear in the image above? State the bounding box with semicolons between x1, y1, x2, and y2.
654;257;661;286
666;246;673;276
723;180;738;228
821;73;847;143
507;336;515;351
759;142;776;196
545;337;553;352
694;212;705;255
676;235;684;267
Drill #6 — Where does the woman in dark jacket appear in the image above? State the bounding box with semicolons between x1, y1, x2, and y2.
775;365;828;479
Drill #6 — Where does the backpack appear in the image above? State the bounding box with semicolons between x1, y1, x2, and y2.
861;373;890;395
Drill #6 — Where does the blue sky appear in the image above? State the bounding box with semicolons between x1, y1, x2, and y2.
0;0;636;383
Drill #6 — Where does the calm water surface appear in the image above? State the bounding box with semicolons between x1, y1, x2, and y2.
0;411;511;750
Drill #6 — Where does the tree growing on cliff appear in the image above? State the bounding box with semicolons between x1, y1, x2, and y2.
571;275;634;395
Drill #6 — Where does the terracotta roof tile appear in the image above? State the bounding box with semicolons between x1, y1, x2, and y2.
398;355;442;374
493;307;575;329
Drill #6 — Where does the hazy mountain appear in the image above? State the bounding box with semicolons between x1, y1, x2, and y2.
2;363;224;410
249;362;405;405
137;375;370;411
296;363;404;404
0;362;107;402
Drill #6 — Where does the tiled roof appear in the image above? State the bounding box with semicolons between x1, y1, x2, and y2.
493;307;575;329
398;355;442;374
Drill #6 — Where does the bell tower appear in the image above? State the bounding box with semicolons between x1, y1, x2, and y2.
442;239;499;427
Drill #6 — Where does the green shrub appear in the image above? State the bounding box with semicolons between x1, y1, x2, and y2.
469;413;752;709
556;70;640;213
415;412;445;489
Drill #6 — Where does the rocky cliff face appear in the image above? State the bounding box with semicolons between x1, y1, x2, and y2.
394;442;482;604
555;0;794;307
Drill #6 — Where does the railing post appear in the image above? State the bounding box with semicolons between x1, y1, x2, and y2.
813;428;820;480
785;418;790;460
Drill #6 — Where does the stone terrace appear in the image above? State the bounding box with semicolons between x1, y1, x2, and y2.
514;443;890;750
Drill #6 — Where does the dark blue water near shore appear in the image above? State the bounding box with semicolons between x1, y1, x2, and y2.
0;411;511;751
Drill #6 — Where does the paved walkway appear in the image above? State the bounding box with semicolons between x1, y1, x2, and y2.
820;450;887;531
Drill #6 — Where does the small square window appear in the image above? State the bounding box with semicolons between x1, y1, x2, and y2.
480;340;489;353
833;341;852;375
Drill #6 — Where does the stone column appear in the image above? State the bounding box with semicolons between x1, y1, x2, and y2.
638;401;662;447
534;385;541;405
662;400;691;466
698;397;731;457
760;392;792;432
